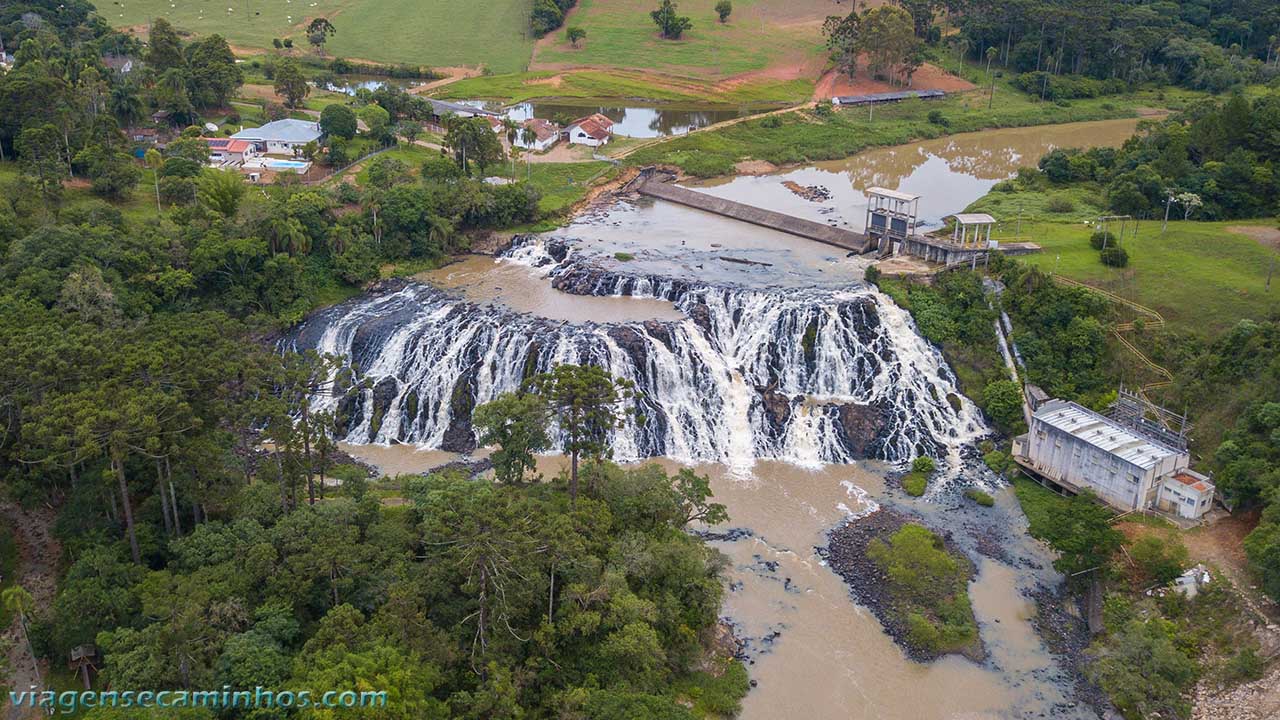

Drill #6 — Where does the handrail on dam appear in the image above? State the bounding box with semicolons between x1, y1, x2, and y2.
635;171;875;254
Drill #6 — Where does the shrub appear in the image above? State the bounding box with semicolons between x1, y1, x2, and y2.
983;449;1013;475
911;456;936;474
1130;536;1189;585
1090;230;1117;250
927;109;949;127
334;182;361;205
1099;245;1129;267
1045;196;1075;213
813;101;834;118
864;265;881;285
964;488;995;507
759;115;782;129
1224;645;1265;683
902;473;927;496
614;252;635;261
982;379;1024;432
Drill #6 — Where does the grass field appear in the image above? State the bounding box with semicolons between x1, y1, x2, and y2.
625;73;1234;176
531;0;830;78
1014;219;1280;338
111;0;536;72
434;68;813;104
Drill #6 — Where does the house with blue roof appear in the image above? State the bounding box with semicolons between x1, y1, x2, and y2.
231;119;323;156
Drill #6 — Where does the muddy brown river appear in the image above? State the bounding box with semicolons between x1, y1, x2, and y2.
331;119;1140;718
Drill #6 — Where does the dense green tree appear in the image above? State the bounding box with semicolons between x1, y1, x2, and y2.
525;365;634;502
196;169;247;218
185;34;243;107
715;1;732;23
1031;491;1124;578
1088;611;1197;719
473;391;551;485
74;143;140;200
320;103;358;140
651;0;693;39
443;116;505;176
145;18;186;72
306;17;337;52
358;103;392;141
273;58;310;109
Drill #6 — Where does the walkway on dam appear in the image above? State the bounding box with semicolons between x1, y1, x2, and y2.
636;175;874;254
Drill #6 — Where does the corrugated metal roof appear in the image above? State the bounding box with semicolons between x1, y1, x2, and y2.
866;186;919;202
1034;400;1183;469
425;98;499;117
953;213;996;225
231;119;321;144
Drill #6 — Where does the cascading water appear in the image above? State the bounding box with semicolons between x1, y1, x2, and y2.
290;237;987;472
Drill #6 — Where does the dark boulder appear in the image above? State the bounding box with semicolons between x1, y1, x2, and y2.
834;401;891;458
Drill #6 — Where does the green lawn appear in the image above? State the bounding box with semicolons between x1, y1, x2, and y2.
434;68;811;104
531;0;827;78
516;161;617;215
1002;218;1280;338
112;0;536;72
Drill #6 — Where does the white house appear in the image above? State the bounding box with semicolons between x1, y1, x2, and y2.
1014;399;1216;519
1158;471;1216;520
231;119;322;156
515;118;560;152
564;113;614;147
201;137;255;167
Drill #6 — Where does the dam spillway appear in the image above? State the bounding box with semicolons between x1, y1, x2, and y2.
635;173;875;254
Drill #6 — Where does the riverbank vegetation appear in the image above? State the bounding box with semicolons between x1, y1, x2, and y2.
868;524;979;657
1013;478;1265;718
627;85;1160;176
876;257;1114;433
825;511;980;661
0;7;747;716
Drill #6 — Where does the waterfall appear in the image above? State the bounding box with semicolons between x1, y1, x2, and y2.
288;239;987;470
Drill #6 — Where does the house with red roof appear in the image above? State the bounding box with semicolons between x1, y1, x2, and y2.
201;137;256;167
563;113;614;147
515;118;561;153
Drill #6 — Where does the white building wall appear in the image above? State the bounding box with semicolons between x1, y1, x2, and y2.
567;128;607;147
1026;419;1169;511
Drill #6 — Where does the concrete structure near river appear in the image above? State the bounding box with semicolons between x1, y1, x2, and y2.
1013;399;1216;520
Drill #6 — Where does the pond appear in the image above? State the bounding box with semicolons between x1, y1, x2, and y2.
460;100;758;138
322;75;424;95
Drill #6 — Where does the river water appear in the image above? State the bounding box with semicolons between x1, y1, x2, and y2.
317;119;1141;719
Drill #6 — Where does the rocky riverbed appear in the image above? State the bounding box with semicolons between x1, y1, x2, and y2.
818;473;1112;719
821;507;985;663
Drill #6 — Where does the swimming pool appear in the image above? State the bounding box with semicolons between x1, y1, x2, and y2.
265;159;310;170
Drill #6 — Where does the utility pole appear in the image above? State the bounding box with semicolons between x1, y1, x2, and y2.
1161;193;1173;234
986;47;998;110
